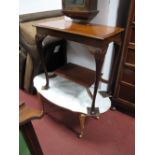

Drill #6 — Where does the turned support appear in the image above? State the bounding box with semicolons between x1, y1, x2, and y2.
78;113;101;138
78;114;86;138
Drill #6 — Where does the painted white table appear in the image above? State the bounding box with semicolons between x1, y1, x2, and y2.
33;73;111;137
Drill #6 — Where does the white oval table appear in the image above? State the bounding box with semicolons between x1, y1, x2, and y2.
34;73;111;138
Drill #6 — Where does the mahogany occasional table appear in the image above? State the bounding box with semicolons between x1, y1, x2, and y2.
33;19;124;138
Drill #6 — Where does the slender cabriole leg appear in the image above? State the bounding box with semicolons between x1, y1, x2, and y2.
108;34;123;110
88;44;109;115
36;34;49;90
107;34;123;95
78;114;86;138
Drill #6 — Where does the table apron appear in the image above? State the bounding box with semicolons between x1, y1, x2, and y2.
36;28;121;49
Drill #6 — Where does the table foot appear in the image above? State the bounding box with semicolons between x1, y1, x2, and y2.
41;85;49;90
96;115;100;120
87;107;100;116
110;106;117;111
78;133;84;139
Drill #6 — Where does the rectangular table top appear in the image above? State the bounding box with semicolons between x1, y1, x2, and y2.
34;19;124;41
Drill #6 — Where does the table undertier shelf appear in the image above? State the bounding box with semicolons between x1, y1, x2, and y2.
33;74;111;115
54;63;95;88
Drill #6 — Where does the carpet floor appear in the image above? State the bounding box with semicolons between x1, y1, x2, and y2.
19;89;135;155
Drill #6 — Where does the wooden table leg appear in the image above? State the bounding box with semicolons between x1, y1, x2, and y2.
78;114;86;138
36;34;49;90
88;44;108;115
107;34;123;95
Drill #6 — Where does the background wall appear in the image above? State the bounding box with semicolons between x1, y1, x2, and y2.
19;0;62;15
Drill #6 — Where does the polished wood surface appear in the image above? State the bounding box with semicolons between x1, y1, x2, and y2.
54;63;95;87
34;19;123;41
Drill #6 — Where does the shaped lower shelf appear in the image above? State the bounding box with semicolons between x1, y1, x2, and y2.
54;63;95;88
33;73;111;115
